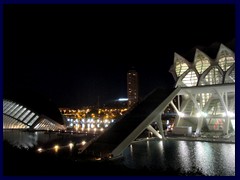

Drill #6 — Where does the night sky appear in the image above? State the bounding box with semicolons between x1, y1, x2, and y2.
4;4;235;108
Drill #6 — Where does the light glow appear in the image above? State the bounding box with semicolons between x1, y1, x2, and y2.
81;141;86;145
178;112;185;117
118;98;128;101
69;143;74;149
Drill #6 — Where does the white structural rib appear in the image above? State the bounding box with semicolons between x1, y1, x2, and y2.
111;87;181;157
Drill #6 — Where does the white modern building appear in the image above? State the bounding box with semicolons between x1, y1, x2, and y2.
82;43;235;158
3;91;66;131
169;43;235;135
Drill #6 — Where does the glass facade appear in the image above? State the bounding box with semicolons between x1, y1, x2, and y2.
175;54;189;77
170;43;235;134
173;44;235;88
3;99;65;130
203;67;223;85
182;70;198;87
195;50;210;74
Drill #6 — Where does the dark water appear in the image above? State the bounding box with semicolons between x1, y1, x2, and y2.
122;139;235;176
3;130;235;176
3;130;93;149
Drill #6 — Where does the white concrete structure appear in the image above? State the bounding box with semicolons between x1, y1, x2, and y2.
84;43;235;158
169;44;235;135
3;99;65;131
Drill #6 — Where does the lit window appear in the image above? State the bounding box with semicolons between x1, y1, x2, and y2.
195;52;210;74
175;61;188;77
182;70;198;87
218;48;235;71
203;67;223;85
218;56;234;71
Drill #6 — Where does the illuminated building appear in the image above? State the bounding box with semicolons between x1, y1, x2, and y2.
84;42;235;158
3;91;65;130
127;69;139;108
169;43;235;135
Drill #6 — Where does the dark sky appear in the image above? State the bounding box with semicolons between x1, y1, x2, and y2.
4;4;235;108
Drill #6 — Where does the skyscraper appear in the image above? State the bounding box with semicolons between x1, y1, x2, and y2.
127;69;139;108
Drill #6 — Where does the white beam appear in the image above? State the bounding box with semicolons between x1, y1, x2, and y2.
147;125;162;139
111;87;181;157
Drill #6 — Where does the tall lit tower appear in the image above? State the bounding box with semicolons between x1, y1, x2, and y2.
127;69;139;108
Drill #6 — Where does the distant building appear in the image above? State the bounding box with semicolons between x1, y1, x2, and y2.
127;69;139;108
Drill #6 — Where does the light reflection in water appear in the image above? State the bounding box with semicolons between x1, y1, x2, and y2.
146;140;151;159
218;143;235;175
158;140;164;156
4;131;235;176
194;142;215;175
177;141;191;172
123;139;235;175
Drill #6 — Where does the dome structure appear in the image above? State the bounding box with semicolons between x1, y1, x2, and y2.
3;90;66;130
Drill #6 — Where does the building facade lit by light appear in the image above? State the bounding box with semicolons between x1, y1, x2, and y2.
82;43;235;159
3;91;65;131
127;69;139;108
169;43;235;135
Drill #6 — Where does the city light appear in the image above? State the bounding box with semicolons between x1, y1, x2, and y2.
69;143;74;150
178;112;185;117
81;141;86;145
54;145;59;152
227;111;235;117
37;148;43;153
196;112;208;117
118;98;128;101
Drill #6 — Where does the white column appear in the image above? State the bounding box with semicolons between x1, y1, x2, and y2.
147;125;163;139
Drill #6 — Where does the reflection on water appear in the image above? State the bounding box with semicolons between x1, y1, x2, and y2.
3;130;92;149
123;139;235;176
218;144;235;175
4;130;235;176
3;130;51;148
177;141;191;172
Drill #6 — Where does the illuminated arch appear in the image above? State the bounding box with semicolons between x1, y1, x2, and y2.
194;49;211;74
174;53;190;77
181;70;198;87
3;99;65;130
217;44;235;71
199;66;223;86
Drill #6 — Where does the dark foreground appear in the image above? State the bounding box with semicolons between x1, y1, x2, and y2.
3;141;204;176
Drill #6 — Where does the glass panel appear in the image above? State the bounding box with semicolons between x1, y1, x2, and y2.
197;93;211;108
28;115;39;126
207;100;225;116
11;106;23;117
7;104;19;116
195;53;210;74
218;52;234;71
176;61;189;77
182;70;198;87
204;67;223;85
3;101;11;111
4;103;17;114
3;102;14;113
23;112;35;124
19;110;31;121
34;123;40;129
14;107;27;119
